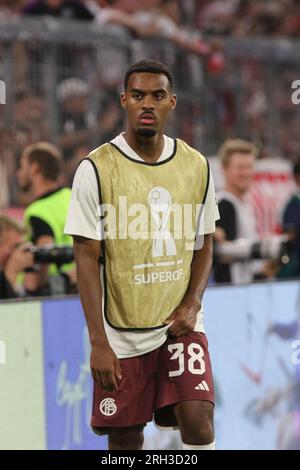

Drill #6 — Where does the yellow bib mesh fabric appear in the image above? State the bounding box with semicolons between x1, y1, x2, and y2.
88;139;209;330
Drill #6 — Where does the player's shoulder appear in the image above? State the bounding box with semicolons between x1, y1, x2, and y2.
71;144;112;183
87;142;112;162
176;138;208;165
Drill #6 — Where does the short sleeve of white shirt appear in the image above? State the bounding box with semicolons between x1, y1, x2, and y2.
64;152;220;239
64;160;101;240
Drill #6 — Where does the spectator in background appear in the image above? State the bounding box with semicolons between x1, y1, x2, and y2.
131;0;224;62
195;0;238;35
104;0;140;13
85;0;140;26
14;88;49;139
57;78;91;159
17;142;75;295
0;215;34;299
280;160;300;278
90;0;224;65
0;0;26;15
213;139;260;284
213;139;289;284
194;0;300;38
21;0;95;84
22;0;94;20
279;0;300;36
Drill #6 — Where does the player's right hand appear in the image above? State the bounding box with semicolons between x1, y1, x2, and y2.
90;344;122;392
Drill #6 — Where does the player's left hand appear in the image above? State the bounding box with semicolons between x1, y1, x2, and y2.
163;298;201;337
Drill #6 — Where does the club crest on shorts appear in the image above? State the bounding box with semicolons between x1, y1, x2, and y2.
100;398;117;416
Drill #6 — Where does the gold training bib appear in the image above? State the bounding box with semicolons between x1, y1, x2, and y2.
87;139;209;330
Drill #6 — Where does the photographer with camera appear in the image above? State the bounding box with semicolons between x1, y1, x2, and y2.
0;215;34;299
17;142;76;296
213;139;284;284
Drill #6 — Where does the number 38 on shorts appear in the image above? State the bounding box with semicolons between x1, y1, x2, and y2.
168;342;206;377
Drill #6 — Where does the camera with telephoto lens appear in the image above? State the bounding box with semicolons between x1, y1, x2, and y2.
29;244;74;266
250;236;292;264
216;235;292;264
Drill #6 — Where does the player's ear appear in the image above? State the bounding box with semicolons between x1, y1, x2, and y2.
120;92;126;109
170;94;177;110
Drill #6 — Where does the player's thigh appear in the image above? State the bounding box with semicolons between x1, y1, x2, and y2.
175;399;214;430
175;400;214;445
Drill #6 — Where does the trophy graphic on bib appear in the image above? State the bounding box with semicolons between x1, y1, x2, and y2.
148;186;177;257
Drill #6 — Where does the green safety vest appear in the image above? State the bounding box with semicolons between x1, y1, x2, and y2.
24;187;73;275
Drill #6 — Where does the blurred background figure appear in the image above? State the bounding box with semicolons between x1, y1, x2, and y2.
57;77;91;159
213;139;260;284
0;215;34;299
0;0;25;15
17;142;76;296
22;0;94;20
280;160;300;278
213;139;288;284
92;0;225;68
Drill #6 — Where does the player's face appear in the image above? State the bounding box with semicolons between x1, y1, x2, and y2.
17;152;33;192
224;152;255;194
121;72;177;138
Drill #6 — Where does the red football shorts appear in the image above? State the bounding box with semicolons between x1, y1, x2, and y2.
91;331;214;434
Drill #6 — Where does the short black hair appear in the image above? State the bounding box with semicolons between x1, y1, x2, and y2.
124;59;174;91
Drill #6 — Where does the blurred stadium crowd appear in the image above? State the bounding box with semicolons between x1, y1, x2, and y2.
0;0;300;299
1;0;300;37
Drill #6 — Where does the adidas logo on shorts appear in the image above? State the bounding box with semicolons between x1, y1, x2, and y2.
195;380;210;391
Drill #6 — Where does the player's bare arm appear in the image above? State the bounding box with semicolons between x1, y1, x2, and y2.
73;235;122;392
164;233;213;337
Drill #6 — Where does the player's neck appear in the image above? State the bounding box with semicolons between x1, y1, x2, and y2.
123;131;164;163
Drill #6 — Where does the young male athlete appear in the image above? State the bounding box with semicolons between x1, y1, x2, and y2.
64;59;220;450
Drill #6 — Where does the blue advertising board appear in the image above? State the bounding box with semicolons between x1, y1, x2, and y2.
42;298;107;450
1;279;299;449
205;280;300;450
